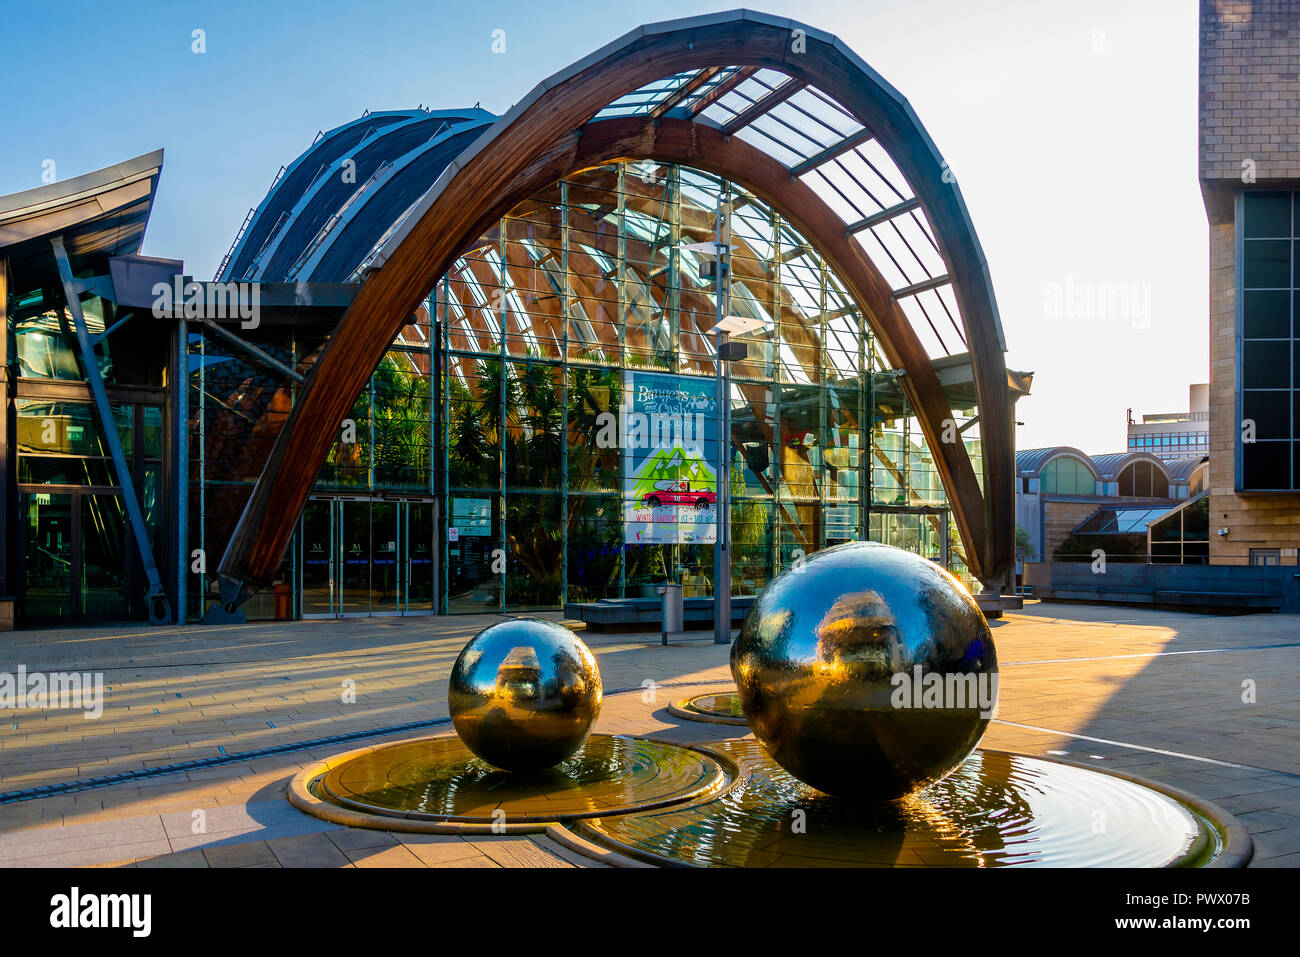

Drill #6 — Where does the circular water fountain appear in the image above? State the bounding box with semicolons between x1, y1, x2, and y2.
577;739;1241;868
293;733;727;829
668;690;750;726
289;587;1248;866
290;730;1246;866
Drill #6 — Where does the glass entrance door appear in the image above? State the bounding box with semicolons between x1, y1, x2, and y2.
301;497;434;618
22;492;74;620
20;488;149;622
405;501;435;612
370;501;399;615
301;499;334;616
338;500;370;616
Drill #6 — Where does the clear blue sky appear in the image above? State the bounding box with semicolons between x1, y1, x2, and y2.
1;0;1206;455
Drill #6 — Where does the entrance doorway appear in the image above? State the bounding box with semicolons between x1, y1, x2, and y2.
19;487;151;622
300;497;436;618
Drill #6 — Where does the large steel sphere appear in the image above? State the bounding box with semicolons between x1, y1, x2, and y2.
448;618;602;773
731;542;997;800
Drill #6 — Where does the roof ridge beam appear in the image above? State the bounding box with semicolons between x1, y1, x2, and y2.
789;128;874;177
891;274;951;301
846;197;921;234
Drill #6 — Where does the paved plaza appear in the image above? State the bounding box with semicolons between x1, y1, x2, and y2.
0;601;1296;868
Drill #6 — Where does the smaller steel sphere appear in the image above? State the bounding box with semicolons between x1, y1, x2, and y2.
448;618;602;773
731;541;997;801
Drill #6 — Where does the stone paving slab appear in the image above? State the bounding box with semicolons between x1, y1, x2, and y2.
0;602;1296;867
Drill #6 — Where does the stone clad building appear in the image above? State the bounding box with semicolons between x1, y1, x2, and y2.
1200;0;1300;565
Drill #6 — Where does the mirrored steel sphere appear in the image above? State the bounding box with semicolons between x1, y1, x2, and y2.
448;618;602;773
731;542;997;800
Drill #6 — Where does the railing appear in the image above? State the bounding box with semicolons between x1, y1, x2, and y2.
214;207;255;280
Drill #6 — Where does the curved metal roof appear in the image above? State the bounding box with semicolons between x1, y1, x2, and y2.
1015;446;1096;477
0;149;163;288
1090;451;1172;481
219;108;496;282
1164;455;1209;484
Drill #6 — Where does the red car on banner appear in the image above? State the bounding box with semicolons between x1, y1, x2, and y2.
642;481;716;509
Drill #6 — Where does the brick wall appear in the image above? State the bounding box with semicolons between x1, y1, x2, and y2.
1042;501;1104;560
1201;0;1300;560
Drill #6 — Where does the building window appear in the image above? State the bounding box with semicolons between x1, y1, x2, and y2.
1150;494;1209;565
1117;460;1169;497
1250;548;1282;566
1238;191;1299;491
1040;456;1095;495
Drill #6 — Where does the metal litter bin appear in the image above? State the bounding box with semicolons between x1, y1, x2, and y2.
657;583;683;646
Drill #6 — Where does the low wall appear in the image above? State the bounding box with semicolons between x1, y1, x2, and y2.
1043;562;1300;613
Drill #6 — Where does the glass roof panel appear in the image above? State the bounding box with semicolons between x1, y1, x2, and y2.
733;124;806;168
897;294;954;358
853;228;911;290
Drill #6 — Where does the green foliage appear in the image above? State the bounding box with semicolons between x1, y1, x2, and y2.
1015;523;1036;562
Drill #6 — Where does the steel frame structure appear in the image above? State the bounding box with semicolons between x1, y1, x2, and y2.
215;11;1014;609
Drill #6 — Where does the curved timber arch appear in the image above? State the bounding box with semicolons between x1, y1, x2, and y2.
216;10;1013;605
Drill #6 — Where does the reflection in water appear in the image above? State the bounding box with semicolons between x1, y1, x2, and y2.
313;734;726;823
582;741;1221;868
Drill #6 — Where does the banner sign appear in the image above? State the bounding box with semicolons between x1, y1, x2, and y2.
622;370;719;544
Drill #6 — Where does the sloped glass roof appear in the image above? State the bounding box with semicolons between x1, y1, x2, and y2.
588;63;966;359
1073;505;1178;535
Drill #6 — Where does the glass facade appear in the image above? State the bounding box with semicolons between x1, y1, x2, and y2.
1238;190;1300;491
1127;431;1209;456
1149;494;1209;565
6;283;167;623
183;160;976;619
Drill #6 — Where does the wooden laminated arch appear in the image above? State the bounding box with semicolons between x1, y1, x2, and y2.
216;9;1013;606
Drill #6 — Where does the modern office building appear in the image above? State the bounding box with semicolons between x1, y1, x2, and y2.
1125;384;1210;461
1200;0;1300;566
1015;446;1208;583
1;12;1028;628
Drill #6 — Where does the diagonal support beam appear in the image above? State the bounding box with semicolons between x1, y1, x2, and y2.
686;66;757;118
52;238;173;625
722;78;807;135
846;197;921;234
789;127;874;177
651;67;723;118
199;318;304;382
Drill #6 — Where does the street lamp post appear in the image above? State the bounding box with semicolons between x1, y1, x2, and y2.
684;224;740;645
713;313;732;645
711;209;733;645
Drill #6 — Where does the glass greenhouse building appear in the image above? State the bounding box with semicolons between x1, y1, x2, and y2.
191;159;988;619
1;13;1025;627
